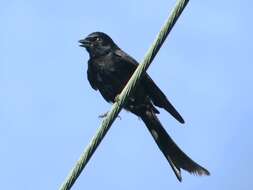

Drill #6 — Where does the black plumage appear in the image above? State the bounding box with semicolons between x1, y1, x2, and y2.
79;32;209;181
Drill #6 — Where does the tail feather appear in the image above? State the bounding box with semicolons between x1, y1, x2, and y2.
140;110;210;181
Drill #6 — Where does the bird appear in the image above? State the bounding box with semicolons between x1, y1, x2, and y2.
79;32;210;181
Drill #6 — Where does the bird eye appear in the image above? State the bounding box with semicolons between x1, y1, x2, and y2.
95;37;101;41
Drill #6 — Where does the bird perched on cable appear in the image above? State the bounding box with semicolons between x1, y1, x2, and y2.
79;32;210;181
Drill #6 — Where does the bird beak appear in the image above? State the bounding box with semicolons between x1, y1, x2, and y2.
79;38;90;48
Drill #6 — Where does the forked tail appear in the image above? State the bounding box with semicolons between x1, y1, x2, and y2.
140;110;210;181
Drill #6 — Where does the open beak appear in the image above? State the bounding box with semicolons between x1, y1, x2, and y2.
79;38;90;48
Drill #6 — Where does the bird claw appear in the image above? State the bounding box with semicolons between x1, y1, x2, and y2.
98;111;122;120
114;94;120;103
98;112;108;118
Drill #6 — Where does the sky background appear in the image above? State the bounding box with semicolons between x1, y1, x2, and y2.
1;0;253;189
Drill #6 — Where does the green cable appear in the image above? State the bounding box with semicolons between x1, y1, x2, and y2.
59;0;189;189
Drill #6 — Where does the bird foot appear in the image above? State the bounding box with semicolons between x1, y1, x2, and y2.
98;112;108;118
114;94;120;103
98;111;121;120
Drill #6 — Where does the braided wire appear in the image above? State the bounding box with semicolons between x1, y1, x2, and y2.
59;0;189;189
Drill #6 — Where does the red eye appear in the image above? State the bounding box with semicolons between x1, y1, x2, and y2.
95;37;101;41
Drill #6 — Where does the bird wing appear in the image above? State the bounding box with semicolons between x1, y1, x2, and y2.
114;49;138;70
114;49;184;124
143;75;185;123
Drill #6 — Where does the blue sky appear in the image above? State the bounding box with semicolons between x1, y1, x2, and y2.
1;0;253;189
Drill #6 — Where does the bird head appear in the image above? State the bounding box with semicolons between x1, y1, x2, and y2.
79;32;117;58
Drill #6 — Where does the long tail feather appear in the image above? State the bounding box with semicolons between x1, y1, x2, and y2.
140;110;210;181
